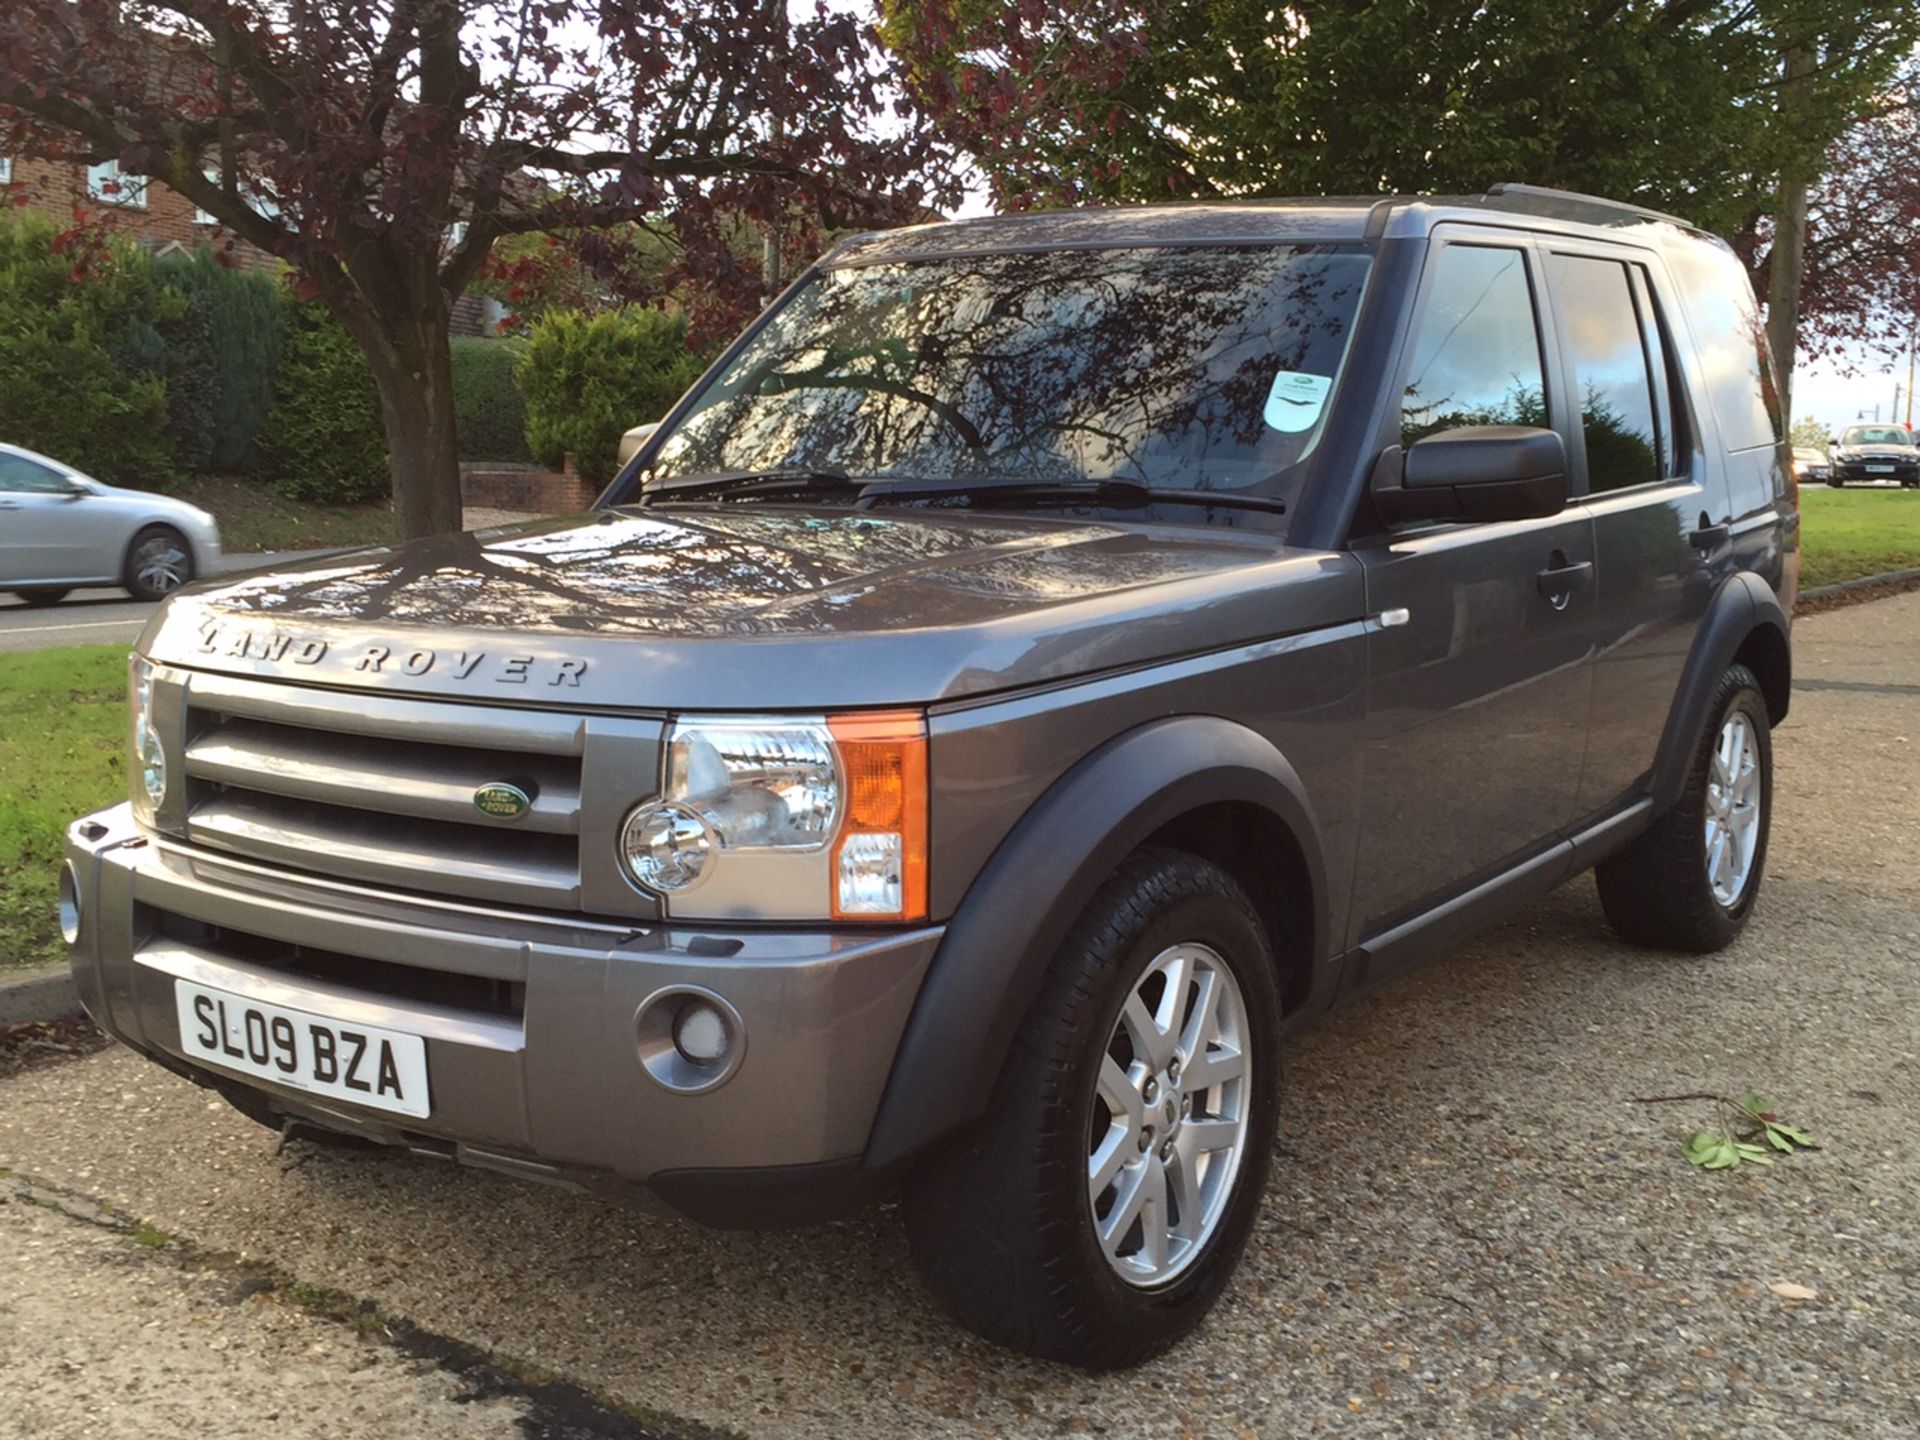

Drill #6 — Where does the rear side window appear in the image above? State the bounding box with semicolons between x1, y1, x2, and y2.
1663;239;1783;453
1401;245;1546;445
1546;254;1661;493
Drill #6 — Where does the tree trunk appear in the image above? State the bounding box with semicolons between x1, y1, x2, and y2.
362;312;466;539
1765;44;1815;422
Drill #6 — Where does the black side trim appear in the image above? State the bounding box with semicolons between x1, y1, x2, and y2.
1649;573;1787;811
863;716;1328;1170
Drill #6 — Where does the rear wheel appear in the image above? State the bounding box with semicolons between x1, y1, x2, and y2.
123;526;193;602
1597;663;1771;952
10;588;71;607
903;848;1282;1369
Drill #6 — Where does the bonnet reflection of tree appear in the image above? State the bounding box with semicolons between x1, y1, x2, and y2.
656;247;1367;492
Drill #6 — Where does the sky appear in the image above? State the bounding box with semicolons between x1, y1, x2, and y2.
1794;345;1919;438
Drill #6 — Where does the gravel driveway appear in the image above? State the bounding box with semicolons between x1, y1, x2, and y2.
2;594;1916;1439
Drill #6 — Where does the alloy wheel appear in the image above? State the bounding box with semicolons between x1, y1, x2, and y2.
1704;711;1762;908
1088;942;1251;1289
132;534;190;596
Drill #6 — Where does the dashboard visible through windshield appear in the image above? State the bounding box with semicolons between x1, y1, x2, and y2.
637;245;1372;519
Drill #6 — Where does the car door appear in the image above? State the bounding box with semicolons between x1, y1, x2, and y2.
1349;233;1598;943
1541;248;1735;817
0;451;88;584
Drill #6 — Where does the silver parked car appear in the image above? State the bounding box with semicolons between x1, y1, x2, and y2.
0;443;221;605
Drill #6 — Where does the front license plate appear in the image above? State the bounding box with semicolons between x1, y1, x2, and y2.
1867;465;1894;473
174;980;431;1118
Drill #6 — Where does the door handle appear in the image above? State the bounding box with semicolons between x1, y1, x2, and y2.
1690;521;1731;551
0;500;18;510
1536;558;1593;601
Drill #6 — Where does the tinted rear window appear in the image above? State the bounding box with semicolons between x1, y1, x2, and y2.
1664;240;1782;453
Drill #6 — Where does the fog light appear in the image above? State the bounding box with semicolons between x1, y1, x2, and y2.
58;861;82;946
633;986;746;1093
673;1000;729;1067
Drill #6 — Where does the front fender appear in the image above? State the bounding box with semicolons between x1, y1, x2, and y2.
862;715;1327;1169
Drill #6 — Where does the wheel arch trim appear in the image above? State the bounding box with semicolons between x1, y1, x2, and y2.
862;714;1328;1169
1649;572;1789;813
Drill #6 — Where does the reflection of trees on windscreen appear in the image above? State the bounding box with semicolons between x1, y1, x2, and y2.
649;246;1369;495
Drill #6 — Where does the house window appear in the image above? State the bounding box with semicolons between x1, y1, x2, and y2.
87;160;148;209
0;156;12;185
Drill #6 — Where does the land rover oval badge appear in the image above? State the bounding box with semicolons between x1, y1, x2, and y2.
473;782;532;821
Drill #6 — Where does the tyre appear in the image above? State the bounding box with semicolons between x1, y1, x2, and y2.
123;525;194;602
1826;476;1845;487
1597;663;1771;952
902;848;1282;1369
11;588;71;606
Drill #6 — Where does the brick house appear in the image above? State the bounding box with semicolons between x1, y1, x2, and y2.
0;149;499;333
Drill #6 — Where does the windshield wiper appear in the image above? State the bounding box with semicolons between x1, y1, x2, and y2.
640;466;863;504
854;475;1288;515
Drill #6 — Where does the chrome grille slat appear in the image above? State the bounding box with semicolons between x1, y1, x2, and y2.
188;792;580;909
184;719;582;835
185;671;586;755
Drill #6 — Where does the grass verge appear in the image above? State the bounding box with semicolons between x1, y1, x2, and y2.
171;475;397;554
0;646;128;970
1798;486;1920;590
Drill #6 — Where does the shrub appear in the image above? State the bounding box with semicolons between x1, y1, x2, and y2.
154;250;286;472
451;336;531;462
157;295;219;472
259;296;389;504
517;307;705;484
0;211;173;486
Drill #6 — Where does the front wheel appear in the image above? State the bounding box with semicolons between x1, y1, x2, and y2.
903;848;1282;1369
123;526;194;602
1827;476;1845;487
1597;663;1772;952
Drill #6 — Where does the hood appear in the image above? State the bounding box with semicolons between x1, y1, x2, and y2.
141;506;1362;709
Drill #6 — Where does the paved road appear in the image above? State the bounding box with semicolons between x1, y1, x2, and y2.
2;596;1917;1438
0;553;329;655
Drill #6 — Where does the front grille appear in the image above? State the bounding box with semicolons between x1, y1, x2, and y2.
169;668;661;917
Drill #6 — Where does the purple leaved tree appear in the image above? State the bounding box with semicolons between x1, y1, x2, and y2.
1;0;952;535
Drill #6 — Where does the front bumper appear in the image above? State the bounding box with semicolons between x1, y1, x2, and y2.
1833;459;1919;482
64;804;941;1225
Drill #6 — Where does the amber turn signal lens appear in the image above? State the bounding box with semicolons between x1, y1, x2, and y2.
827;710;929;921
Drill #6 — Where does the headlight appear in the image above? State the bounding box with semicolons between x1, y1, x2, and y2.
129;655;166;823
619;711;927;922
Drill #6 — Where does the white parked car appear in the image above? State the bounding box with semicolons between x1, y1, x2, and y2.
0;443;221;605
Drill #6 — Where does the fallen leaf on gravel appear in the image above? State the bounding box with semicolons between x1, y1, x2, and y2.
1768;1282;1818;1301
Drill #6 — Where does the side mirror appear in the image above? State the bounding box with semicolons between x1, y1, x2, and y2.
618;421;661;467
60;481;89;501
1372;425;1568;526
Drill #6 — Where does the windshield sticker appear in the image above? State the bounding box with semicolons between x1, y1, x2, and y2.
1263;370;1332;433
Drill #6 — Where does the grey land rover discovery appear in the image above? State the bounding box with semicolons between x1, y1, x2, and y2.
64;186;1795;1369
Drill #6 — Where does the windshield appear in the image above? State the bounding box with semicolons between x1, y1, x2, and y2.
1842;425;1911;446
641;245;1370;507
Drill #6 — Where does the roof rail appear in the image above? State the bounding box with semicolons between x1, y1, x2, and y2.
1485;182;1696;231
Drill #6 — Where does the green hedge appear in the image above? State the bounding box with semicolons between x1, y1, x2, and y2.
451;336;531;462
517;307;704;484
155;250;285;473
259;298;389;504
0;211;173;486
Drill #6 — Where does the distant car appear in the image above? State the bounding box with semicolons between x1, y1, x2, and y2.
1827;424;1920;487
0;444;221;606
1791;446;1831;484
